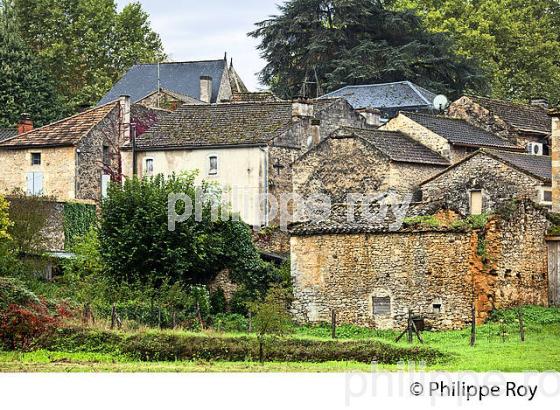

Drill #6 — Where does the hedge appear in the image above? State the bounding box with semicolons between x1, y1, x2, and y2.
39;327;448;364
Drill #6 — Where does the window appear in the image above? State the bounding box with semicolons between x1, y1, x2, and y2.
31;153;41;166
209;155;218;175
433;303;442;314
470;190;483;215
145;158;154;177
26;172;43;195
372;296;391;315
542;189;553;204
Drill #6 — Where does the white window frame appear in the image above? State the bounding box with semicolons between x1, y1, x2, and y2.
208;154;218;176
27;172;44;196
31;152;42;166
144;157;154;177
540;187;553;207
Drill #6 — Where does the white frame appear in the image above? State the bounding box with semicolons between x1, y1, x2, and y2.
144;157;154;177
208;154;218;176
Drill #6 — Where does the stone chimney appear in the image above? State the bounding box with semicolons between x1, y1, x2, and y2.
531;98;549;110
17;113;33;134
119;95;131;144
292;98;314;120
200;76;213;103
356;108;382;127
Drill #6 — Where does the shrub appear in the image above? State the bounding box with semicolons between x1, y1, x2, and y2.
403;215;441;228
0;277;40;309
0;303;59;351
211;313;248;333
490;306;560;326
210;288;227;315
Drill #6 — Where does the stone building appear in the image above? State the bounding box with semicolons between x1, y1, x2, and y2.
121;98;368;232
0;99;128;203
290;199;550;330
292;127;449;203
382;111;522;163
420;149;552;213
98;56;249;109
319;81;438;120
448;96;551;155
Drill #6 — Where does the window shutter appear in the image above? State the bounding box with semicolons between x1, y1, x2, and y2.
102;174;110;198
34;172;43;195
26;172;34;195
372;296;391;315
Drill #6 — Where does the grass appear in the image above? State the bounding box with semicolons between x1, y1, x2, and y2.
1;307;559;373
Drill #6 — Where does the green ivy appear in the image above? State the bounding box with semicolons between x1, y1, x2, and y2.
63;203;97;250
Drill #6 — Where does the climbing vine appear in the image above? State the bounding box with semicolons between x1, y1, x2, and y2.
63;202;97;250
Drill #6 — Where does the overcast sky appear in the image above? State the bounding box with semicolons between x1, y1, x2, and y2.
116;0;283;91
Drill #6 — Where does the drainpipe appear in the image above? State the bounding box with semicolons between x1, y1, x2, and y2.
131;124;138;177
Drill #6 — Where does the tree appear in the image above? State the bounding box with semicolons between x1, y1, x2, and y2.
391;0;560;103
11;0;166;109
0;195;11;242
250;0;486;99
0;10;65;127
249;285;293;363
99;173;275;292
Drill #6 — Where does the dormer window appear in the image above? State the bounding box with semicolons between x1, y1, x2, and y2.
209;155;218;175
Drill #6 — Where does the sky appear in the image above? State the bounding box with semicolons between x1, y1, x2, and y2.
116;0;283;91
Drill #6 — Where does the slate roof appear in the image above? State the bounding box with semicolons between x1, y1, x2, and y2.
469;96;551;134
485;149;551;182
0;102;119;148
320;81;437;111
133;101;296;149
335;127;449;166
0;128;17;142
98;59;228;105
402;111;521;150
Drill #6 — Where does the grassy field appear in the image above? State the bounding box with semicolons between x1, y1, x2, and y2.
1;317;559;373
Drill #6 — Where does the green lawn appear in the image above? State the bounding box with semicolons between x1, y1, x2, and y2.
1;320;559;373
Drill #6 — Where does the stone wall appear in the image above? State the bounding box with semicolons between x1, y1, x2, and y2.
291;230;474;330
76;105;121;203
290;200;550;330
421;152;544;215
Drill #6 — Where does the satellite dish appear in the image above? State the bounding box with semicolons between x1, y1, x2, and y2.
433;95;449;111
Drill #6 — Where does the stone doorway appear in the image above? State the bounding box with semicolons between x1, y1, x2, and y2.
547;239;560;306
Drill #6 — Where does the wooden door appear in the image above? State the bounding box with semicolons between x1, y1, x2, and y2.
548;241;560;306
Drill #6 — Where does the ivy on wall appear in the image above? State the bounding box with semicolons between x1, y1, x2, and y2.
63;202;97;250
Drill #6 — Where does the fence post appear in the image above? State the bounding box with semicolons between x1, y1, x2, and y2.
407;309;413;344
248;312;253;333
518;308;525;342
331;310;337;339
470;304;476;347
111;304;116;330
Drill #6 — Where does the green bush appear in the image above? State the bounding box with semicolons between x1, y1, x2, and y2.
403;215;441;228
0;277;40;309
40;327;447;364
211;314;248;333
490;306;560;326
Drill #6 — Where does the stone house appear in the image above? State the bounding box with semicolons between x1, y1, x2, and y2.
382;111;522;163
290;198;550;330
319;81;438;120
121;98;368;231
0;99;128;203
292;127;449;203
98;56;249;109
420;149;552;213
449;96;551;155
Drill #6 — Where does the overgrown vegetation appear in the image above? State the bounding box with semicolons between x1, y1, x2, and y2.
63;202;97;250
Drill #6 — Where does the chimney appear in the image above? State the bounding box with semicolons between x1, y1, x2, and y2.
531;98;548;109
200;76;213;103
551;109;560;212
356;108;382;127
17;113;33;134
292;98;314;120
119;95;131;144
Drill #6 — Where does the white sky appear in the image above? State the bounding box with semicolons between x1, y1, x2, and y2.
116;0;283;91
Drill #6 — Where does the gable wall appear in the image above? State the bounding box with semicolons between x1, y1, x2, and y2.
421;153;544;215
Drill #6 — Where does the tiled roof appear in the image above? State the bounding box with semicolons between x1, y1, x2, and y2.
98;59;228;105
0;102;118;148
336;127;450;166
485;149;551;182
133;101;296;149
469;96;551;134
320;81;437;110
0;128;17;142
230;92;283;103
402;111;520;150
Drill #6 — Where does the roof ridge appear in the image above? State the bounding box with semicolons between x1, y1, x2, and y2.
406;82;432;105
0;100;119;144
467;95;546;110
134;59;225;66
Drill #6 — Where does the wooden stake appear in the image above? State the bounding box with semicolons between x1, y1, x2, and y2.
111;304;117;330
248;312;253;333
518;308;525;342
407;309;413;344
470;305;476;347
331;310;337;339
